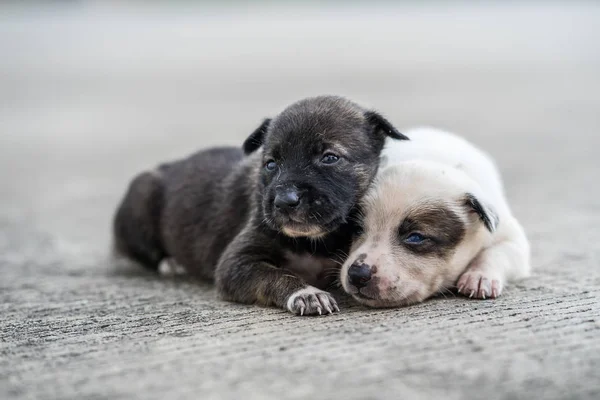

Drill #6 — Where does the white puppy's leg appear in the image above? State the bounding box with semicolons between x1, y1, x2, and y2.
457;219;530;299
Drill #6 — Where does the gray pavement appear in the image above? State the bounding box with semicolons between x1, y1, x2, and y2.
1;2;599;399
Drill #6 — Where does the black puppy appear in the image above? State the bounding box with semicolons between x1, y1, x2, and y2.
113;95;407;315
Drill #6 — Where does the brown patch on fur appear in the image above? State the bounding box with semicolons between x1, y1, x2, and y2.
398;203;466;259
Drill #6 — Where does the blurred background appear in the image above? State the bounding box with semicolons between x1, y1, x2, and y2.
2;2;600;399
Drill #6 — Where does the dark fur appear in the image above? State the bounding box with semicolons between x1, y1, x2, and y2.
114;147;251;279
465;193;498;233
113;95;406;311
242;118;271;155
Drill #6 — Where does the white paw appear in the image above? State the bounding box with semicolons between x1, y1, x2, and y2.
158;258;187;276
456;269;503;299
286;286;340;316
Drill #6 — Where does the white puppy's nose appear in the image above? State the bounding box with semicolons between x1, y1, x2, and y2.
348;262;372;288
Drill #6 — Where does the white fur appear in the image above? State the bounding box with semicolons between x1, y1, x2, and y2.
381;127;505;208
383;127;530;280
341;127;530;306
158;258;187;276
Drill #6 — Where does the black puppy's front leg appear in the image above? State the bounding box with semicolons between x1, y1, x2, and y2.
215;230;339;316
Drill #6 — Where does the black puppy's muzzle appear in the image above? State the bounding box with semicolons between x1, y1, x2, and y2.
348;262;372;289
273;187;305;214
274;189;301;211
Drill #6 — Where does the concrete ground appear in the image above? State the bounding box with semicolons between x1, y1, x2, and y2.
1;2;599;399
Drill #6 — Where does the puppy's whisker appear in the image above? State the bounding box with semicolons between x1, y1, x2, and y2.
326;278;341;290
440;286;456;298
326;258;343;266
334;249;349;261
397;290;410;304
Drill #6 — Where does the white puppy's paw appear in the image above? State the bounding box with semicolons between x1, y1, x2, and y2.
286;286;340;316
456;269;503;299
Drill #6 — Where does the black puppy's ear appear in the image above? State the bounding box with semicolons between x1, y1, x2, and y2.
242;118;271;155
465;193;499;233
364;111;409;140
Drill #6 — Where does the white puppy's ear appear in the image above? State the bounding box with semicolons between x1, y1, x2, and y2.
242;118;271;155
465;193;499;233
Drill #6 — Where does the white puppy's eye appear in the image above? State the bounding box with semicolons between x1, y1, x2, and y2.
353;223;364;237
404;232;426;244
320;153;340;164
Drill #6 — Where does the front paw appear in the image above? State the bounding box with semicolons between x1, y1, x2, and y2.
286;286;340;316
456;270;503;299
158;258;187;276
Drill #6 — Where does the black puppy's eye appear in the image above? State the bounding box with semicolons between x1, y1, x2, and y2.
264;160;277;171
320;153;340;164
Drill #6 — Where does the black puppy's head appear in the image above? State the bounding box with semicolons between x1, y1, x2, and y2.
243;95;408;238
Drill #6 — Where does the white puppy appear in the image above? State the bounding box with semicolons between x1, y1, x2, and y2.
340;127;530;307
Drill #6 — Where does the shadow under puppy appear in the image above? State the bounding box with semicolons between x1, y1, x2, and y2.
340;127;531;307
113;95;407;315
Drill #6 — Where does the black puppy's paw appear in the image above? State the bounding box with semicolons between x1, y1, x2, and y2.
286;286;340;316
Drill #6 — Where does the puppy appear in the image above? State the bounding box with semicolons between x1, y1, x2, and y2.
340;127;530;307
113;95;407;315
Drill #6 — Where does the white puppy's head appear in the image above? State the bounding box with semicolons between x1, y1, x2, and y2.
340;160;499;307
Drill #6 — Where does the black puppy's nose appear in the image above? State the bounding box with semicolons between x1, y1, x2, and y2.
274;191;301;210
348;263;372;289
